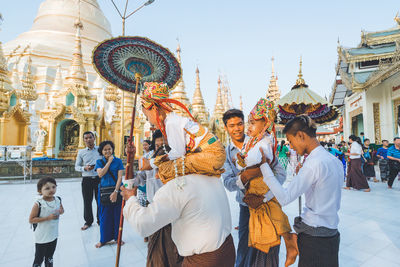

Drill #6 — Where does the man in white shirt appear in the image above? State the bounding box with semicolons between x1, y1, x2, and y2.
241;115;343;267
121;171;235;267
134;130;182;266
75;131;102;230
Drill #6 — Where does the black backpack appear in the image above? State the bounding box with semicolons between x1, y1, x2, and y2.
32;196;61;231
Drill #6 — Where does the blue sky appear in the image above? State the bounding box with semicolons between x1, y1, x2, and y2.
2;0;399;115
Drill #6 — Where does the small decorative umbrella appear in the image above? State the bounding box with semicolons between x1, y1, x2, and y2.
92;36;181;266
277;58;339;215
277;58;339;124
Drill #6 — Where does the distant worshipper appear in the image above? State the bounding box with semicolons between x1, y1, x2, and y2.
344;135;370;192
377;140;390;182
235;98;298;267
94;140;124;248
387;137;400;189
74;131;102;230
121;144;235;267
241;115;343;267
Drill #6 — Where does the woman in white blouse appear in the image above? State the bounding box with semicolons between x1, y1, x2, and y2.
344;135;370;192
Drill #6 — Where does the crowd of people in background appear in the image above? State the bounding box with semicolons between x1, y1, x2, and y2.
316;133;400;191
273;132;400;192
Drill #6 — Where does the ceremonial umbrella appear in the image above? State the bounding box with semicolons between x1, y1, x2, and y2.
92;36;181;266
277;59;339;125
276;58;339;215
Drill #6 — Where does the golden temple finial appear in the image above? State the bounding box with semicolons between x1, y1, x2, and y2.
395;11;400;26
66;19;86;85
19;55;38;110
295;56;306;86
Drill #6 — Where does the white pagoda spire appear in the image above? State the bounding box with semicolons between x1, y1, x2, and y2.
266;56;280;103
213;76;224;116
170;42;191;115
65;19;86;85
191;66;208;125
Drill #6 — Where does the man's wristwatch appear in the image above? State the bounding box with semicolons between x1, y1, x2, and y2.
114;189;119;193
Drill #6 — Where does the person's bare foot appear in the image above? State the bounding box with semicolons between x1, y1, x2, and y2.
284;233;298;267
95;242;104;248
373;178;379;183
343;187;351;190
81;224;90;231
364;188;371;192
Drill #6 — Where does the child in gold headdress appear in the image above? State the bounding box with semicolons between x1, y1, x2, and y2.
140;82;226;183
236;98;298;267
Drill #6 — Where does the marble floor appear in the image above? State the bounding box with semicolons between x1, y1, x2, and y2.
0;175;400;267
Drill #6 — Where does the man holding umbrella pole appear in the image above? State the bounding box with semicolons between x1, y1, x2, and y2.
240;115;343;267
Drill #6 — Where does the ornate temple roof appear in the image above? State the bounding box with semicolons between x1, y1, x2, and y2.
331;15;400;104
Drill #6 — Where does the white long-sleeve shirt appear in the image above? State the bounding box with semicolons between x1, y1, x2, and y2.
123;174;232;256
165;112;208;160
260;145;343;230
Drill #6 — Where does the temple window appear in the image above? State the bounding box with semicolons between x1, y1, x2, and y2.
10;94;17;106
359;60;379;69
66;92;75;106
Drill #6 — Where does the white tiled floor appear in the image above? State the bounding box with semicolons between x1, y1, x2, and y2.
1;176;400;267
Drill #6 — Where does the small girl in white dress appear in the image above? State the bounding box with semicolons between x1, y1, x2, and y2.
29;177;64;267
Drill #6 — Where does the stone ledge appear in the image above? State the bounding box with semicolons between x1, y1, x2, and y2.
0;159;138;180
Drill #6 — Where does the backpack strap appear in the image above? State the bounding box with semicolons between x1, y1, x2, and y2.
36;200;42;217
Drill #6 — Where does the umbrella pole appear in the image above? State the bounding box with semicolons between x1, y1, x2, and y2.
115;73;142;267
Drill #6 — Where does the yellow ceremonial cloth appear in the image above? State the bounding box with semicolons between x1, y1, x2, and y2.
247;177;292;253
155;133;226;184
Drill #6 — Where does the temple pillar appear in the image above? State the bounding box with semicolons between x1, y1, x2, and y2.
0;118;6;145
46;121;55;157
78;122;85;149
87;117;95;132
95;123;101;141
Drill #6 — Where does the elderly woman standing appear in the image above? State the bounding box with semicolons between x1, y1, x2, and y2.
345;135;370;192
94;140;125;248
